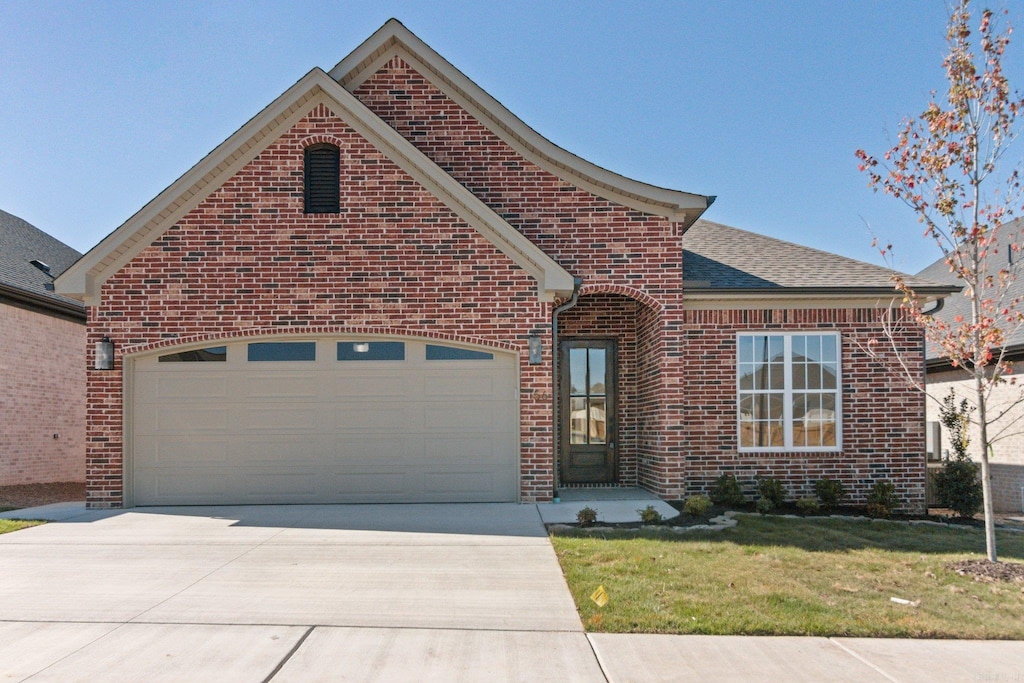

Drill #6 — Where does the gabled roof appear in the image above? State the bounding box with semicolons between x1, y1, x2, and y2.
0;209;85;321
917;217;1024;363
55;69;575;304
683;220;958;298
329;19;713;228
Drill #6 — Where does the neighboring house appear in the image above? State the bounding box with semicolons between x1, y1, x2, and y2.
0;209;86;486
919;219;1024;512
56;20;954;510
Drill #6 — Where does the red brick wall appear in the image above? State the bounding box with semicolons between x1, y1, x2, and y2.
82;54;929;512
1;303;86;485
87;103;554;507
674;307;926;511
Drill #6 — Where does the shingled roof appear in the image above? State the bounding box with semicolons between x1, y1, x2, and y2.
917;217;1024;364
683;220;956;295
0;209;85;321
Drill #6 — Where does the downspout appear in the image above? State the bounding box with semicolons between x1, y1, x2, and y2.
551;277;584;501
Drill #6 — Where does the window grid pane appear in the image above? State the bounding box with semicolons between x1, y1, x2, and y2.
738;333;839;450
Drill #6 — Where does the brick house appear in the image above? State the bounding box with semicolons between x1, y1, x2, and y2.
56;20;953;510
920;220;1024;512
1;209;86;486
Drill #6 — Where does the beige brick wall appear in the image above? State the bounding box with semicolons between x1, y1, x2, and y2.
0;303;86;485
926;365;1024;512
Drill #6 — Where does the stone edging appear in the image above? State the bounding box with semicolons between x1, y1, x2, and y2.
549;511;1024;535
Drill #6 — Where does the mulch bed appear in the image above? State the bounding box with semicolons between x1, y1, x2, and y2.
947;559;1024;584
0;482;85;510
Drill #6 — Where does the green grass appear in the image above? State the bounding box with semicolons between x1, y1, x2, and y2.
552;514;1024;638
0;519;42;534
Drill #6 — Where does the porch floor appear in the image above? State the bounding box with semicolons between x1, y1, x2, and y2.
538;487;677;524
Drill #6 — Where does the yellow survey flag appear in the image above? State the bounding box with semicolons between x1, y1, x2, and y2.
590;585;609;607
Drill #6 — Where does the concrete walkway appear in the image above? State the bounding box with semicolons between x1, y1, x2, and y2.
0;502;1022;681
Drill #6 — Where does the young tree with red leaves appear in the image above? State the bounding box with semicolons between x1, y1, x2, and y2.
857;0;1024;562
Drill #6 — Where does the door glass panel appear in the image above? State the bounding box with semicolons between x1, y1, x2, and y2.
589;398;607;444
589;348;606;395
247;342;316;362
569;348;587;395
569;397;587;444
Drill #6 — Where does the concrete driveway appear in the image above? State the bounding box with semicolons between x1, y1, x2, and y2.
0;503;603;681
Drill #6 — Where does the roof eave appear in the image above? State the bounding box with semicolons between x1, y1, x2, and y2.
0;282;87;323
329;19;712;223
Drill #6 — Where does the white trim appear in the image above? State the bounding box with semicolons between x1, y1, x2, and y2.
328;19;712;226
55;70;574;303
736;331;843;453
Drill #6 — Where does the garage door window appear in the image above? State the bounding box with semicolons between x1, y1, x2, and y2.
247;342;316;362
426;344;494;360
337;341;405;361
158;346;227;363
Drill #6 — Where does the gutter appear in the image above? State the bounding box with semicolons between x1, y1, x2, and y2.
680;285;962;298
0;282;86;324
551;277;583;501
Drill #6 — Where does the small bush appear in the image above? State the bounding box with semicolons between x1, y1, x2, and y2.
638;505;664;524
756;476;786;508
814;478;847;512
683;495;712;518
709;474;746;507
755;496;775;514
576;506;598;527
796;496;820;515
936;391;983;519
866;480;899;518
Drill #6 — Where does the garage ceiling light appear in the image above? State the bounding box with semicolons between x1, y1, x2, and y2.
353;343;370;353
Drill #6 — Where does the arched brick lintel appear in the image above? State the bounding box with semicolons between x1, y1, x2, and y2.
120;326;521;358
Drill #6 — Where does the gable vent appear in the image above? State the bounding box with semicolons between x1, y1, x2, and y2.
304;144;341;213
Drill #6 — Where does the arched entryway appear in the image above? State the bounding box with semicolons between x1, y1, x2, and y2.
556;289;662;491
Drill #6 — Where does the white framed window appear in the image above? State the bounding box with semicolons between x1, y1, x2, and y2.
737;332;841;451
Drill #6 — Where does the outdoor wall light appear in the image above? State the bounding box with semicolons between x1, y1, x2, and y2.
528;335;543;365
353;342;370;353
94;336;115;370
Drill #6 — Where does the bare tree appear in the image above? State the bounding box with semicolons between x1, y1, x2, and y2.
856;0;1024;562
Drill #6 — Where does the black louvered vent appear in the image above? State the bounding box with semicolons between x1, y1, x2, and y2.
304;144;340;213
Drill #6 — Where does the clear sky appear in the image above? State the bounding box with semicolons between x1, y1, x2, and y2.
3;1;1023;275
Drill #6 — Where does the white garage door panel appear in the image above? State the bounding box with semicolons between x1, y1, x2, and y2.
131;339;518;505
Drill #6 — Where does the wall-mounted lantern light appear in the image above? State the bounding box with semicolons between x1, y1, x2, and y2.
94;336;115;370
528;335;543;365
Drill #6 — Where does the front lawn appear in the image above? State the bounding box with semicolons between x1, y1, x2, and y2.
552;515;1024;638
0;519;42;535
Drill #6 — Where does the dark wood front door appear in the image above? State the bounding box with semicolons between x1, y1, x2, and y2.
560;339;617;484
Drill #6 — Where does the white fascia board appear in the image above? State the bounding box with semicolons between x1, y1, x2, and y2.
56;67;573;302
328;20;711;226
55;71;327;300
314;74;574;299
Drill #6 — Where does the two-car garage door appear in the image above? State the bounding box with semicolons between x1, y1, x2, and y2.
130;338;518;505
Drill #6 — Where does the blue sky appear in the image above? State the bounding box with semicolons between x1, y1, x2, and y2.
3;1;1022;275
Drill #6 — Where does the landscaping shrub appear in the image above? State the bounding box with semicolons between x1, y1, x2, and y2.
709;474;746;507
638;505;664;524
756;476;786;508
755;496;775;514
576;506;598;527
935;391;983;519
866;480;899;518
814;478;847;512
796;496;820;515
683;495;712;518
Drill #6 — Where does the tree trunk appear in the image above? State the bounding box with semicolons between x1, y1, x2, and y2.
976;375;998;562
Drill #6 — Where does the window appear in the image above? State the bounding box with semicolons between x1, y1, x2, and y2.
158;346;226;362
304;143;340;213
737;333;840;450
247;342;316;362
425;344;494;360
337;341;405;361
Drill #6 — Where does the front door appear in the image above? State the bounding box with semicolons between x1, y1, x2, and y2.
559;339;617;484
